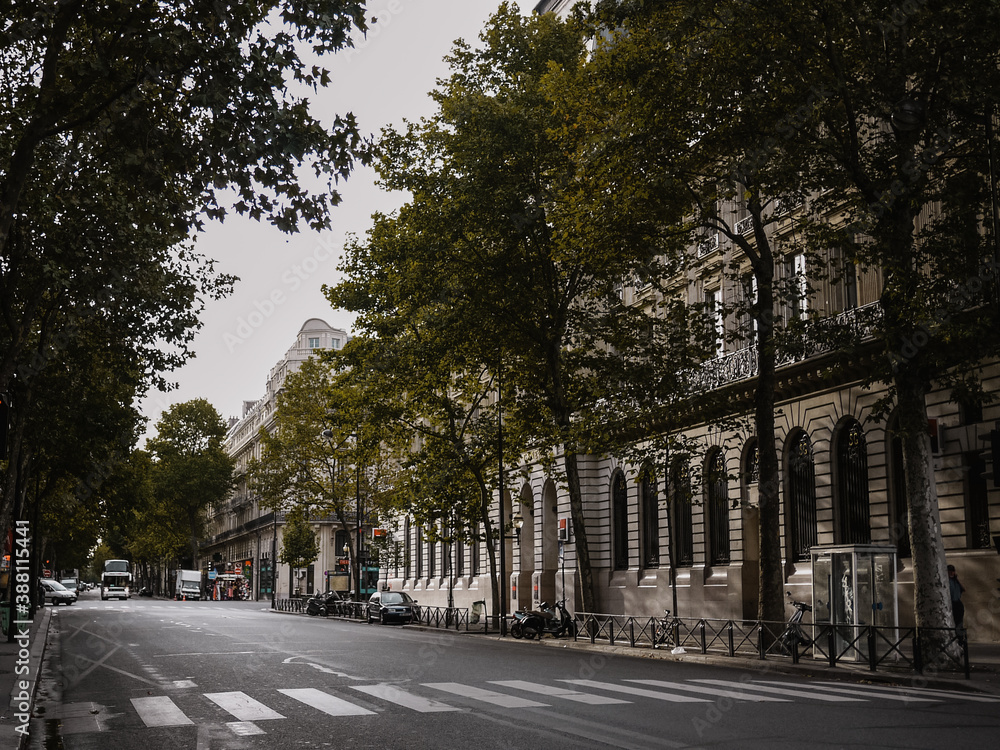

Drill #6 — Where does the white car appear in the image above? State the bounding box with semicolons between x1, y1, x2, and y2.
40;578;77;606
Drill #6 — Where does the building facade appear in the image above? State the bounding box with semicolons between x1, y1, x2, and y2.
201;318;350;599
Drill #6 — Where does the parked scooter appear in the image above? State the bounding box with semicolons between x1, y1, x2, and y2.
305;591;342;617
510;599;576;639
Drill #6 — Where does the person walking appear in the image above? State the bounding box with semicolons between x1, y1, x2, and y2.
947;564;966;641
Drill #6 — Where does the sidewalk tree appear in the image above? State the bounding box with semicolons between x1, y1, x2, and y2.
326;4;681;614
147;399;234;568
279;507;321;573
0;0;368;526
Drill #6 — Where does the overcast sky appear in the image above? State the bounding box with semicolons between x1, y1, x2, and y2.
140;1;537;442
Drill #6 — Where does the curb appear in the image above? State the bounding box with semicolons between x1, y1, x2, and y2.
0;606;52;750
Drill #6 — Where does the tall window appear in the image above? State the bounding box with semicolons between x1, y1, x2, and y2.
888;425;911;557
707;451;731;565
415;526;424;578
428;536;437;578
640;466;659;568
612;471;629;570
787;432;818;561
965;451;991;549
403;519;411;579
836;420;871;544
669;460;693;567
471;523;481;577
706;288;724;356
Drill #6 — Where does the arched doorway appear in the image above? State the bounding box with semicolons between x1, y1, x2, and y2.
514;483;535;610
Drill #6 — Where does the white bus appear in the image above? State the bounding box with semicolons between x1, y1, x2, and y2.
101;559;132;600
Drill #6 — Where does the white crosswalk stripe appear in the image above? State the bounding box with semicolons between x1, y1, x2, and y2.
626;679;789;702
279;687;376;716
423;682;550;707
813;681;1000;703
561;679;712;703
693;679;866;702
350;683;461;712
490;680;632;705
205;691;286;721
753;679;938;702
130;696;194;727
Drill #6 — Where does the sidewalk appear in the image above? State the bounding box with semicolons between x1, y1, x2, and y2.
0;606;51;750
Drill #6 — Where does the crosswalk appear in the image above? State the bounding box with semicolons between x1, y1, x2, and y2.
62;677;999;737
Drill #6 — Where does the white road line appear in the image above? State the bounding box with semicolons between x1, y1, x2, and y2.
204;692;286;721
422;683;550;708
131;696;194;727
693;679;865;702
561;680;711;703
350;684;461;713
278;688;375;716
490;680;631;705
814;681;1000;703
227;721;266;736
755;680;939;703
626;679;789;702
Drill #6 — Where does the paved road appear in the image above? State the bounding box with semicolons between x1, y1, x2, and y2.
31;595;1000;749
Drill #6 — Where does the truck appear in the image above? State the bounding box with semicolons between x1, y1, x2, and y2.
174;569;202;601
101;559;131;600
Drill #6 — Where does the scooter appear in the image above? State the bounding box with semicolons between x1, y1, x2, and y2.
305;591;341;617
510;599;576;639
777;591;813;654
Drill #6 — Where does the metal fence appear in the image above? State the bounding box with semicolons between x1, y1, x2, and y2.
574;612;971;678
273;598;488;632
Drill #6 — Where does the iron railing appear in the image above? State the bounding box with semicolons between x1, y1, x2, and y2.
574;612;971;678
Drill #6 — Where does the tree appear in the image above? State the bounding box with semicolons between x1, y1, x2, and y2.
147;399;234;567
279;507;320;572
327;3;679;614
0;0;369;527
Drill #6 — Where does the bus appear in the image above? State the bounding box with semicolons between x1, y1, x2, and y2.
101;559;132;600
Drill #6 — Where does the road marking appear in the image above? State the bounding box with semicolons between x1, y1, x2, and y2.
756;680;938;703
814;681;1000;703
693;679;865;702
490;680;631;705
227;721;267;736
131;696;194;727
561;680;711;703
205;692;286;721
422;683;550;708
278;688;375;716
350;684;461;712
626;679;789;702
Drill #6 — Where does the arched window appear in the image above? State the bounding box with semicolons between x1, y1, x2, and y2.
707;450;731;565
640;466;659;568
612;471;629;570
787;431;818;561
836;420;871;544
669;460;693;567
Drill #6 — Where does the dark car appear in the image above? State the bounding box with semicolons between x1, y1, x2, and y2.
366;591;416;624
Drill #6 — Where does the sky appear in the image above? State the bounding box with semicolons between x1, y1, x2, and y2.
140;1;538;442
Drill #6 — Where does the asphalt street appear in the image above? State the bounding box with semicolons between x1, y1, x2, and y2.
28;593;1000;750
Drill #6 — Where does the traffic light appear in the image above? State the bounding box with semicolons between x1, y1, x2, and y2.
0;392;9;459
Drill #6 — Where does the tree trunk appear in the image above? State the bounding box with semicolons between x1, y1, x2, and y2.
563;450;596;614
754;264;784;624
896;369;956;659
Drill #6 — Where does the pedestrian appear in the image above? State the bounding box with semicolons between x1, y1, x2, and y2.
947;564;966;638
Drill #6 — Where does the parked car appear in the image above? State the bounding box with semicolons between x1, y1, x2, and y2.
40;578;77;606
366;591;416;624
137;586;154;597
60;577;84;594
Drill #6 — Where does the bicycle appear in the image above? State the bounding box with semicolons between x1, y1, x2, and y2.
652;609;676;649
777;593;813;656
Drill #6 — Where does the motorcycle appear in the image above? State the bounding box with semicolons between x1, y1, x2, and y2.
305;591;342;617
510;599;576;639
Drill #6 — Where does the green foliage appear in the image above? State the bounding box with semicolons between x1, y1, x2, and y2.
279;507;320;570
147;399;234;566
